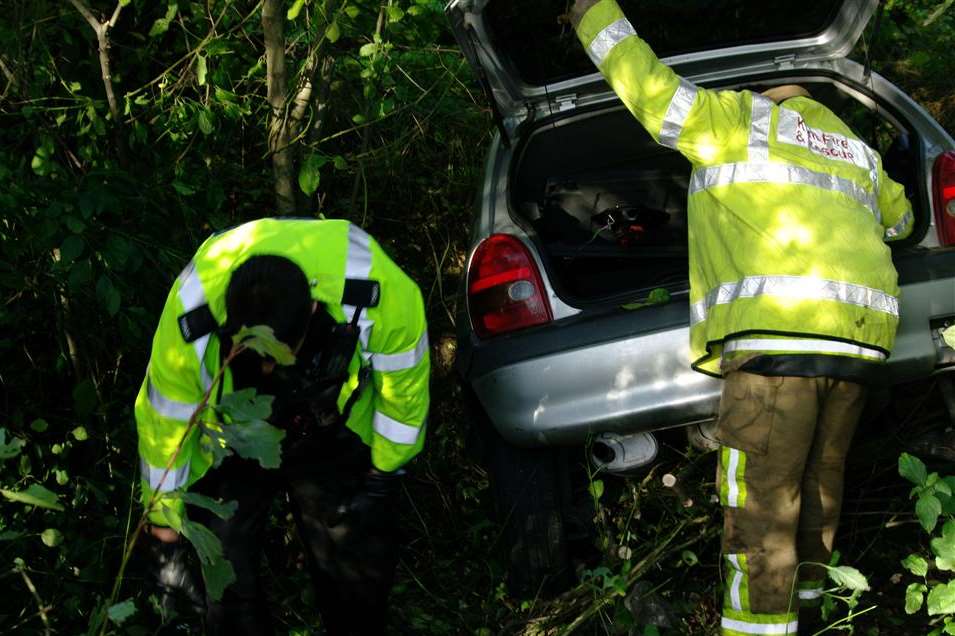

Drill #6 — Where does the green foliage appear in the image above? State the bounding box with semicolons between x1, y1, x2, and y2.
1;484;65;511
899;453;955;628
233;325;296;366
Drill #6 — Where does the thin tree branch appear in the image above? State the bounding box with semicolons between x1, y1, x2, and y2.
262;0;295;213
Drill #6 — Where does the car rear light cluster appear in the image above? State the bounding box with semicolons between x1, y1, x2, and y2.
467;234;553;338
933;151;955;246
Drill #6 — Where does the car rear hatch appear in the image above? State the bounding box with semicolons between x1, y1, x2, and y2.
446;0;879;132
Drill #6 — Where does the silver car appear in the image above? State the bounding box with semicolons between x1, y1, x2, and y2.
448;0;955;592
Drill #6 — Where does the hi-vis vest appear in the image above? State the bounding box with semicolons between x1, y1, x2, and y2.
575;0;914;377
135;218;430;524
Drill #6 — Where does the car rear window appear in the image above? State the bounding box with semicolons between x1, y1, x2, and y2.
485;0;843;86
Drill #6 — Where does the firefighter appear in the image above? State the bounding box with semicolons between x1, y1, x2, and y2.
570;1;913;633
135;217;430;635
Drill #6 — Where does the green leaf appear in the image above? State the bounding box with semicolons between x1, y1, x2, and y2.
40;528;63;547
387;6;404;22
1;484;64;511
196;54;207;86
947;621;955;636
918;494;944;533
0;429;25;460
359;42;378;57
120;0;132;5
197;108;214;135
179;493;237;520
96;275;121;317
71;426;88;442
287;0;306;20
30;419;49;433
217;418;285;470
345;5;360;18
54;469;68;486
148;3;179;37
0;530;24;541
933;519;955;571
60;236;85;264
333;155;347;170
903;553;929;577
107;599;137;625
929;581;955;615
326;21;340;43
298;153;328;196
232;325;296;366
181;520;236;601
588;479;604;502
172;180;196;196
900;453;929;486
219;388;273;422
825;565;870;592
31;139;57;176
906;582;927;614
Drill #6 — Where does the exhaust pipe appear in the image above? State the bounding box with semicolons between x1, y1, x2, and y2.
591;431;658;473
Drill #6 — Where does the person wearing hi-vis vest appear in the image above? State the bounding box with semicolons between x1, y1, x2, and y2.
134;218;430;635
570;1;913;634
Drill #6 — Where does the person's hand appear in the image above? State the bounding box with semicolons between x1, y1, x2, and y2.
332;469;403;531
146;524;181;543
569;0;601;28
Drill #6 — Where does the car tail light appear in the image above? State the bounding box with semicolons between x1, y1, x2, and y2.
467;234;553;338
933;151;955;246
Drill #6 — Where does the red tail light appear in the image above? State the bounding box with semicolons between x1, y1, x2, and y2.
467;234;553;338
933;151;955;246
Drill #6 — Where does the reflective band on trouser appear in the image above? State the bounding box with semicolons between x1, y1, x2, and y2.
720;446;747;508
723;338;886;361
344;224;375;350
177;262;213;390
689;162;880;223
721;615;798;635
689;275;899;326
141;457;190;492
369;332;429;372
658;79;699;149
586;17;636;66
373;411;423;445
148;379;200;420
885;210;913;239
725;553;751;612
747;95;773;162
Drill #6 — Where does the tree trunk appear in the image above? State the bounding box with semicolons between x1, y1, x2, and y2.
262;0;296;214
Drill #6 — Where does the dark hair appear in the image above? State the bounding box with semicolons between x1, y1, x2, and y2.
224;254;312;349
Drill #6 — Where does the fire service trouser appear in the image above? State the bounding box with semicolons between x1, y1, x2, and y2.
189;425;400;636
715;371;865;636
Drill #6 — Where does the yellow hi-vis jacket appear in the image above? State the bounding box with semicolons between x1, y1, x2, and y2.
575;0;914;377
134;218;430;524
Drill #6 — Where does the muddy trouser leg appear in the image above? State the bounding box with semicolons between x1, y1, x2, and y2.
190;456;279;636
284;429;400;636
796;380;865;614
716;372;820;635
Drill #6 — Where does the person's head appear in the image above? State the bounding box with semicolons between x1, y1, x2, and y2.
224;254;313;372
761;84;812;104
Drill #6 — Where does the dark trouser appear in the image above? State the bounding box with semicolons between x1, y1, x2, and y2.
715;372;866;635
190;427;399;636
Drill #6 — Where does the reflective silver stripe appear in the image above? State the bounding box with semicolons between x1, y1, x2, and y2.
689;162;880;222
885;210;913;239
344;225;375;350
140;457;190;493
586;18;636;66
798;588;823;600
373;411;423;445
370;332;429;372
748;94;773;162
148;379;200;420
720;618;798;635
177;263;213;390
726;448;741;507
690;274;899;326
724;338;886;361
728;554;744;611
657;79;698;149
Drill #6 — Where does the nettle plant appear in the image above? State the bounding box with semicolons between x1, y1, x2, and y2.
898;452;955;634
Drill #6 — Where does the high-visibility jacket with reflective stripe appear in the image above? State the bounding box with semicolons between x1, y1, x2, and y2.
575;0;914;376
135;218;430;524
